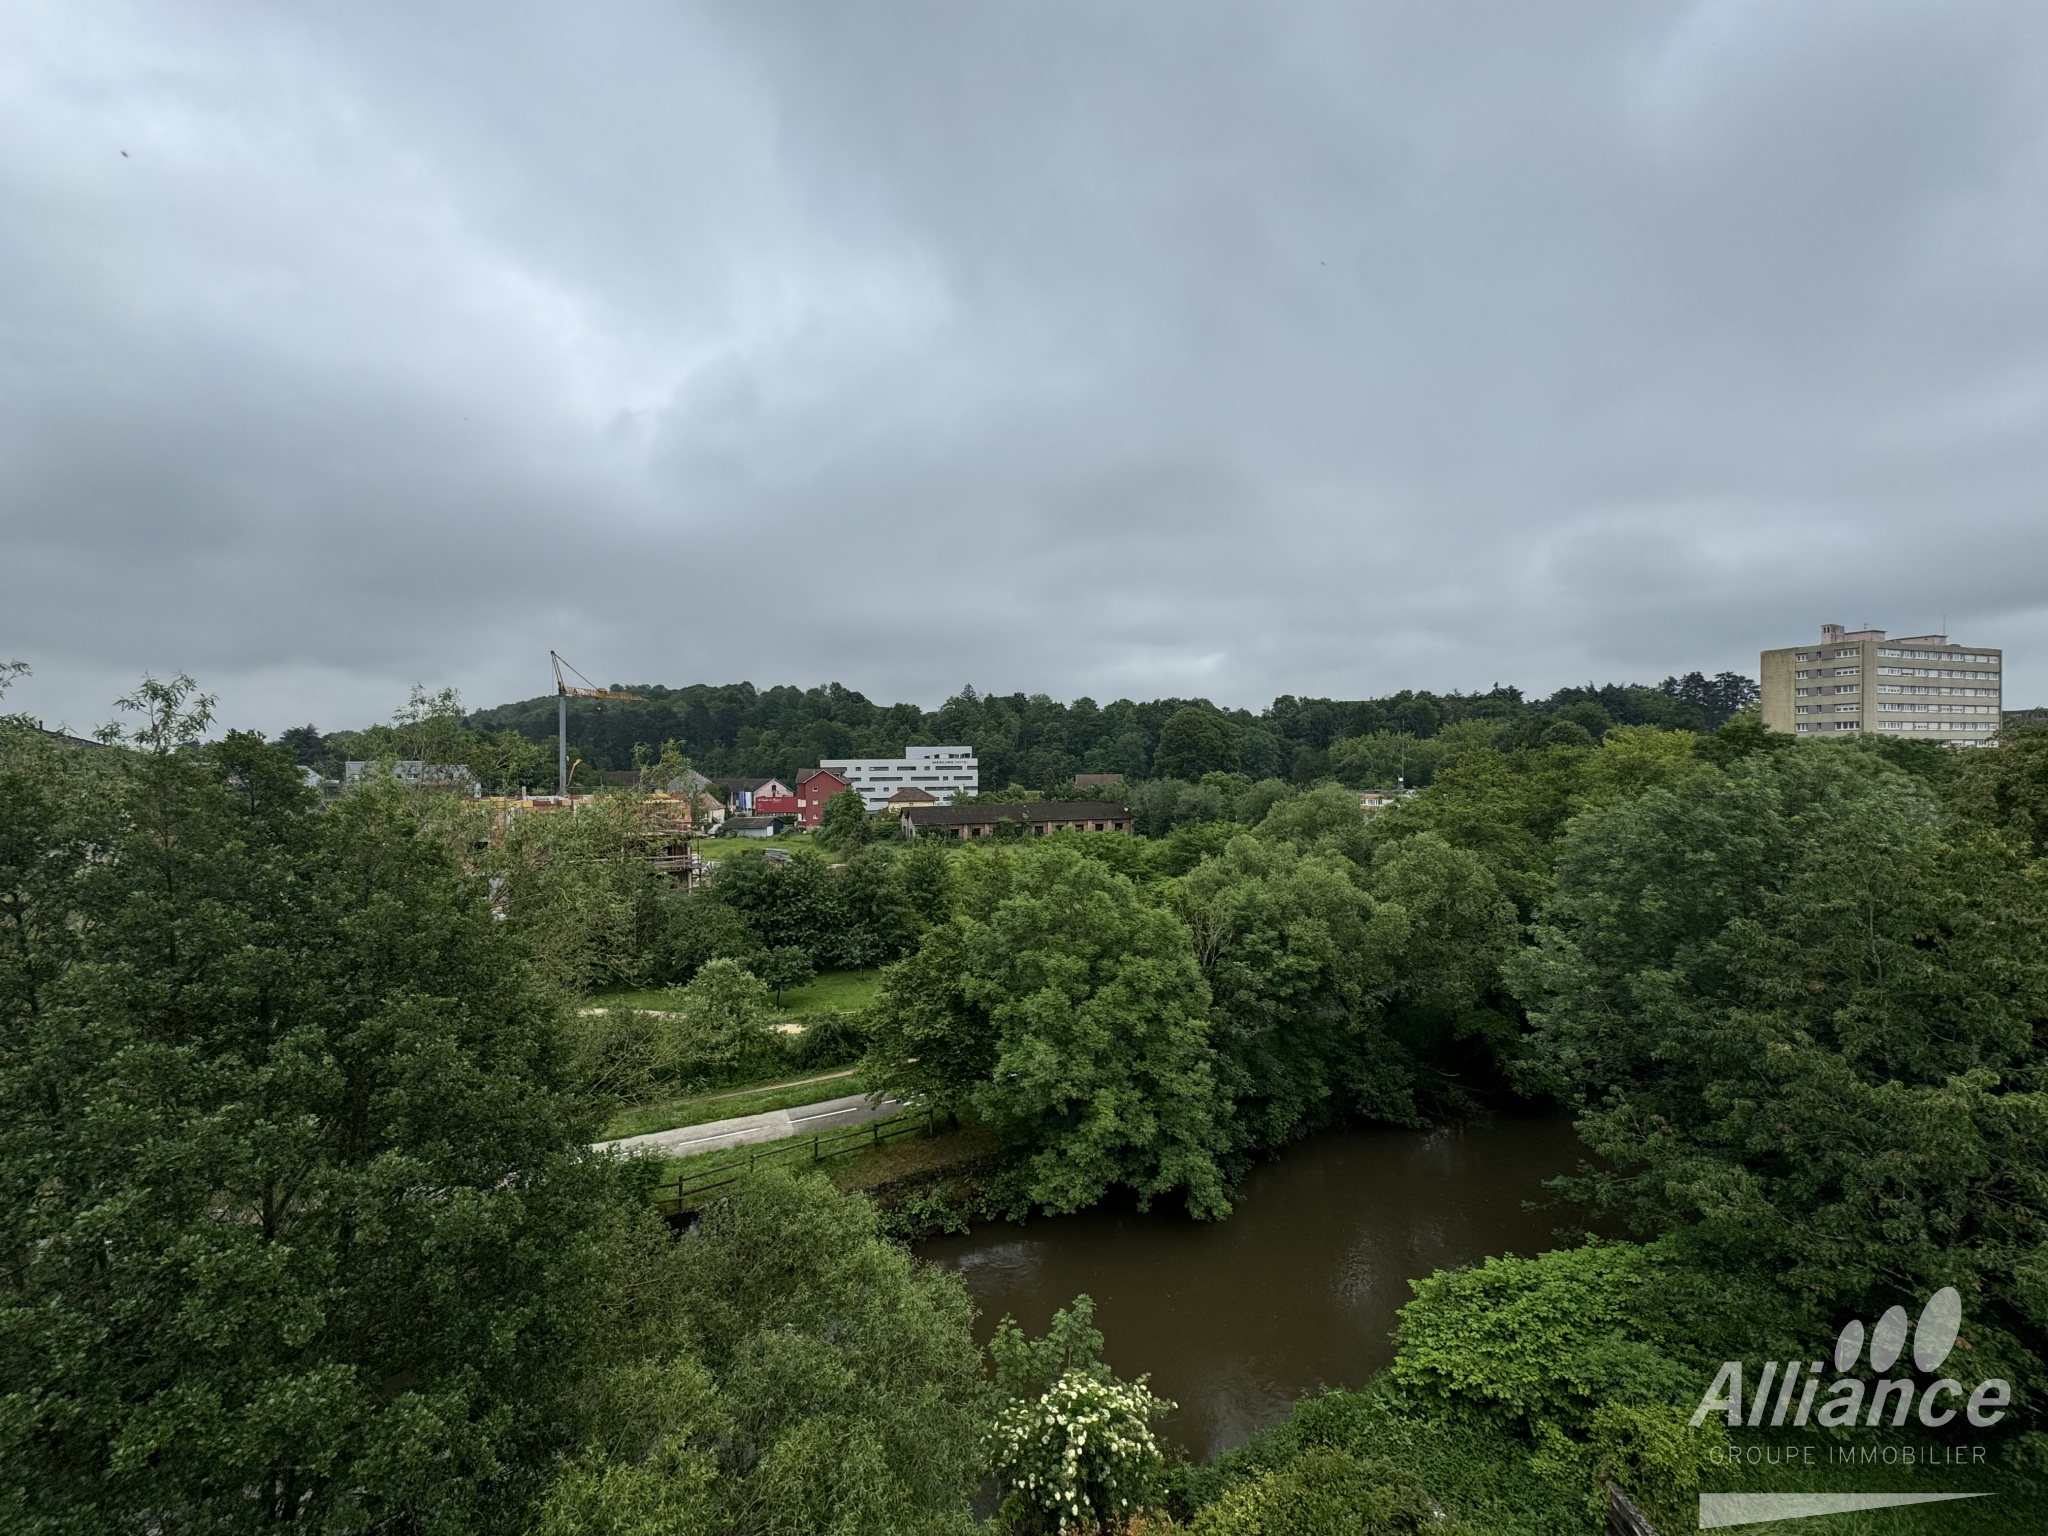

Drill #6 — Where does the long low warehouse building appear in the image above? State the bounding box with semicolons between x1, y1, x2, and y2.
900;801;1133;839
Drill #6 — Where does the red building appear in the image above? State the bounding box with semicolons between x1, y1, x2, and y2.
795;767;853;828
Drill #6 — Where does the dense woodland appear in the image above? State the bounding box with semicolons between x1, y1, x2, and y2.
6;662;2045;1534
287;670;1760;796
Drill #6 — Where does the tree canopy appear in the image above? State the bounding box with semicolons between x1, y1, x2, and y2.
0;688;619;1533
866;843;1233;1217
1514;742;2048;1389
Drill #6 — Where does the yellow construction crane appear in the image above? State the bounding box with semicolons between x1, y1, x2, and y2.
551;651;645;796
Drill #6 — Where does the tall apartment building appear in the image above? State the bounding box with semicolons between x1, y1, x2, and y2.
817;745;979;811
1760;624;2002;746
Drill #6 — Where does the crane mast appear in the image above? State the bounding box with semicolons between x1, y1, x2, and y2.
550;651;646;796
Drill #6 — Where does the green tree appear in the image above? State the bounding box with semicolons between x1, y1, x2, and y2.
658;957;776;1085
440;789;667;996
1172;837;1408;1147
1389;1243;1690;1427
757;944;815;1005
1365;832;1521;1103
710;847;840;955
818;787;874;850
652;889;766;984
1366;747;1579;917
1154;707;1242;781
630;736;694;791
829;846;918;971
1954;719;2048;856
1566;723;1699;810
895;838;955;927
1150;818;1241;876
1512;745;2048;1383
0;689;618;1534
865;844;1232;1216
1327;720;1497;793
390;681;469;763
1256;782;1374;866
536;1170;986;1536
1547;700;1613;740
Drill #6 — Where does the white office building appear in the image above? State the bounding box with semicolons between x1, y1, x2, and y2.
819;745;979;810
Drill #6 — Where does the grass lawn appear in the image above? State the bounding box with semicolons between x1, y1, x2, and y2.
693;831;814;863
774;968;883;1016
588;967;882;1019
599;1067;866;1141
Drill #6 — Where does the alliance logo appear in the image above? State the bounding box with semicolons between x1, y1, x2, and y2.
1688;1288;2006;1529
1689;1287;2010;1431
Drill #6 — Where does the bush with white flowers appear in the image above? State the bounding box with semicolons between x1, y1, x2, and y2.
988;1366;1175;1534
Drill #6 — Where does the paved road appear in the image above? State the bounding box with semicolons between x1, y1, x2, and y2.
597;1091;908;1159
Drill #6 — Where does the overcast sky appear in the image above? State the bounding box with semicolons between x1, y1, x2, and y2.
4;1;2044;737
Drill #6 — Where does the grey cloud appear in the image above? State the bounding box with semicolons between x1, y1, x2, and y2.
2;0;2044;736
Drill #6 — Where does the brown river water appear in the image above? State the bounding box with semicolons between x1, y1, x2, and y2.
917;1114;1592;1462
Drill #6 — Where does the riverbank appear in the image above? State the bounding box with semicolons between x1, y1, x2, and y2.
634;1108;1008;1224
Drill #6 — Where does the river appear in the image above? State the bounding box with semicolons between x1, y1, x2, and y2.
917;1113;1591;1462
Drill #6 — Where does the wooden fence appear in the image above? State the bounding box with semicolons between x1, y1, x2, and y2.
654;1105;938;1218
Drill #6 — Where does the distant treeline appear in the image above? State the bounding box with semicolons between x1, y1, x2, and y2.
427;671;1757;792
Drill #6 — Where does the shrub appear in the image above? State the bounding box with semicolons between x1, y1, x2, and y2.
988;1370;1173;1535
1189;1447;1460;1536
1389;1242;1691;1428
